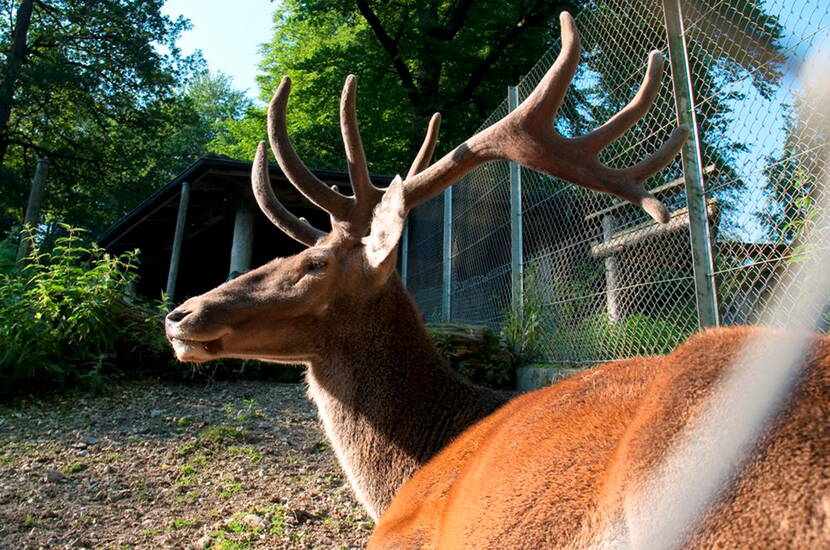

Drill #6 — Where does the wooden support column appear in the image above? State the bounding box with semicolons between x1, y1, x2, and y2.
166;181;190;304
602;214;620;324
229;194;256;279
16;157;49;262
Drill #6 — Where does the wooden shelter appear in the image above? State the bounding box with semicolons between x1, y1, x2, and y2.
99;155;392;303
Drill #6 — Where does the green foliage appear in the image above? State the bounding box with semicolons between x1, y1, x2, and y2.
544;311;692;364
0;1;249;234
762;97;828;244
0;224;170;394
428;324;515;389
233;0;576;173
502;264;547;365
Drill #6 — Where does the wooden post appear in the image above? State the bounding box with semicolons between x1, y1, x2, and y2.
602;214;620;324
17;157;49;262
229;194;256;278
166;181;190;304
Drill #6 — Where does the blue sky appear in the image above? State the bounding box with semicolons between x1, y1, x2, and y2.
161;0;277;100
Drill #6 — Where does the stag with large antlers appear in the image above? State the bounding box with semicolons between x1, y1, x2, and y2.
166;13;829;548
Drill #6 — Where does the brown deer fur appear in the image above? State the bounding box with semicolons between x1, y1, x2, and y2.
370;326;830;548
166;229;509;519
163;11;830;547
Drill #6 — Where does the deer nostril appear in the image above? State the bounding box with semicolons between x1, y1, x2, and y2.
166;309;191;324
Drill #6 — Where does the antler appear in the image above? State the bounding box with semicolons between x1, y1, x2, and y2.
253;78;441;245
400;12;688;224
254;10;687;245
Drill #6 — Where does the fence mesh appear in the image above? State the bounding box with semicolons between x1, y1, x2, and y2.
404;0;830;367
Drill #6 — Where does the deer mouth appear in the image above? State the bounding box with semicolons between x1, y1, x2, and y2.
168;336;224;363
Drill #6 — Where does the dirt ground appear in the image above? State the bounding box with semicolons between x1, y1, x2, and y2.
0;379;373;549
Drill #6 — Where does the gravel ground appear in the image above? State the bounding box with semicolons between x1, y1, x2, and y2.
0;379;372;549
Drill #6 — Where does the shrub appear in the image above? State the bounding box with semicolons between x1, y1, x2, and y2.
428;324;516;389
0;225;170;394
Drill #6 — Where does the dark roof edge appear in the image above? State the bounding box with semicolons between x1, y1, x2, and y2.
98;155;394;247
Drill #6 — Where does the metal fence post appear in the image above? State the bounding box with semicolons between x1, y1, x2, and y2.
508;86;524;318
442;188;453;321
662;0;720;328
400;218;409;288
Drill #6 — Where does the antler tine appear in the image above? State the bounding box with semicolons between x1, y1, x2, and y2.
574;50;664;154
407;113;442;179
401;11;688;225
251;141;326;247
517;11;581;127
268;77;351;220
340;75;378;203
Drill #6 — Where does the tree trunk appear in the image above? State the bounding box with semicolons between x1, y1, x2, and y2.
0;0;36;165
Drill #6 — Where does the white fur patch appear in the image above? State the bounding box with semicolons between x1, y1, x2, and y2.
363;175;406;269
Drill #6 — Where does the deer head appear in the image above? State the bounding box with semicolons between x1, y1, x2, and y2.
165;12;688;366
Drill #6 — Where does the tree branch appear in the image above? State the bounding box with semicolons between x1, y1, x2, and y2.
429;0;475;40
446;1;553;109
354;0;421;103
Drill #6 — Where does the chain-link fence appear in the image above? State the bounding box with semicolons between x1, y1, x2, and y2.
404;0;830;367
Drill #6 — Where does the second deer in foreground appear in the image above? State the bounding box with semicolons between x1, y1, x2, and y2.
165;12;829;548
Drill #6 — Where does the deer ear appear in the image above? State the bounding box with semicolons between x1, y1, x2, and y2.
363;175;405;274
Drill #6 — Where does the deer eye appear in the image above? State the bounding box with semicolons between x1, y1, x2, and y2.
307;259;327;272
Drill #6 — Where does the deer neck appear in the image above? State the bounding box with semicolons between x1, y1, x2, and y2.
305;276;510;519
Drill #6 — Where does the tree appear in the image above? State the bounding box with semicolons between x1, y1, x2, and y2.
216;0;579;174
187;70;252;146
762;97;829;243
0;0;205;233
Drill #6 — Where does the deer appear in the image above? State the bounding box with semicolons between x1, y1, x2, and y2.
165;12;830;548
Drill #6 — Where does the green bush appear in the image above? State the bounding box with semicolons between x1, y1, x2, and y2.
428;324;516;389
0;225;170;394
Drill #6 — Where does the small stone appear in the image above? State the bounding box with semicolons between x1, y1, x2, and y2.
83;436;99;445
194;534;211;549
149;409;163;418
45;469;65;483
239;514;264;529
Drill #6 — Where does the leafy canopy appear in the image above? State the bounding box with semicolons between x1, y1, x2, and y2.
214;0;577;174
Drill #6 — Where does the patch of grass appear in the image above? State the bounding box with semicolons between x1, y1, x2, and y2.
139;528;161;537
168;517;195;530
177;440;199;457
205;505;290;548
198;424;244;444
23;513;36;527
175;454;208;487
267;505;288;536
176;490;199;504
131;480;152;504
220;481;243;499
227;445;262;463
307;441;328;454
0;451;17;468
210;539;252;550
64;459;86;474
223;399;266;424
